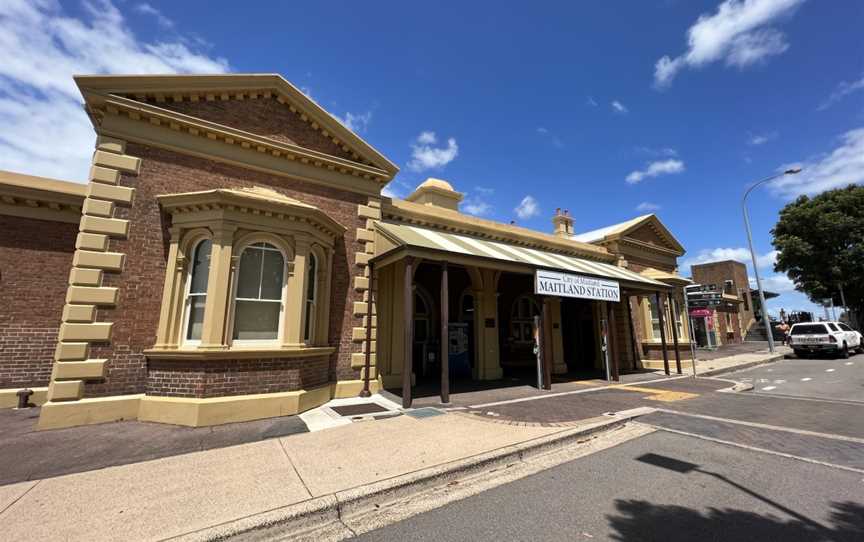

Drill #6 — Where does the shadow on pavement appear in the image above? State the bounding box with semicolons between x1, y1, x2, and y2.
607;499;864;542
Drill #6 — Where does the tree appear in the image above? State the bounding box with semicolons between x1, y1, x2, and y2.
772;185;864;326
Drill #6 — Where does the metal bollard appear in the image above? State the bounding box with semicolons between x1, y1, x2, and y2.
16;388;33;409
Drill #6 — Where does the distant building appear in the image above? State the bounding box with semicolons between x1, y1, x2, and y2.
689;260;756;346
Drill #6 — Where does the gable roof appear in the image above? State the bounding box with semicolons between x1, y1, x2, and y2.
74;74;399;178
570;213;685;255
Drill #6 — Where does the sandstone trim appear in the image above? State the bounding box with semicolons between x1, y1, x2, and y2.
46;136;139;403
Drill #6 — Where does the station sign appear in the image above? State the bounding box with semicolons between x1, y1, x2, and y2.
535;269;620;302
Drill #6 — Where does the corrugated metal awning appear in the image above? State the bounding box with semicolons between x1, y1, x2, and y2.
374;222;667;289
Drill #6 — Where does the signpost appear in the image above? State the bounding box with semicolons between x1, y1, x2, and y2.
535;270;620;302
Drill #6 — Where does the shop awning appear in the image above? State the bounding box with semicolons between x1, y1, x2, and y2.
373;222;668;290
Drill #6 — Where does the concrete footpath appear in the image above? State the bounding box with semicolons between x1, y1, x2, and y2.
0;408;635;541
692;345;791;377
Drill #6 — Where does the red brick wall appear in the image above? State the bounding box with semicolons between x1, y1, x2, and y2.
0;215;77;388
85;142;367;398
146;356;330;398
148;97;356;162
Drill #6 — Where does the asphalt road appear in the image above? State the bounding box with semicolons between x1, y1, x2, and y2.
356;357;864;541
730;352;864;403
354;430;864;541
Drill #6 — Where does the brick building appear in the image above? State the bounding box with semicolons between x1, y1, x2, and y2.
690;260;755;346
0;74;690;429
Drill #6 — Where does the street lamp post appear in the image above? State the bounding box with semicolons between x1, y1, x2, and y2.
743;167;802;353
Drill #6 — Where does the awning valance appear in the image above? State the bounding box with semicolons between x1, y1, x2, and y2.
373;222;668;290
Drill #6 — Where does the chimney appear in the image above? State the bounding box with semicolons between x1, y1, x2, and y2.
552;208;574;237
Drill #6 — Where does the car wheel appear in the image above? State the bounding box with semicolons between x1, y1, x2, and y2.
840;343;850;359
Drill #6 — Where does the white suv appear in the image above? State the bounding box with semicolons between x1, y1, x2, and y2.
788;322;863;359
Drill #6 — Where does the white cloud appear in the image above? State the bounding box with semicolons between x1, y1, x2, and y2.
636;202;661;212
135;2;173;28
586;96;598;107
475;186;495;195
536;127;549;134
514;195;539;220
749;273;796;293
381;179;413;199
653;0;804;88
462;198;492;216
407;131;459;172
625;159;685;184
635;146;678;157
748;131;777;145
817;73;864;111
536;126;564;148
336;111;372;134
611;100;628;114
0;0;229;182
683;247;777;270
771;127;864;197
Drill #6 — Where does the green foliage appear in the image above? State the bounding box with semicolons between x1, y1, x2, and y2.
772;185;864;316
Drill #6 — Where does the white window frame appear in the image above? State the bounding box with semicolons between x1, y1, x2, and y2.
181;237;212;347
303;252;318;344
230;241;287;347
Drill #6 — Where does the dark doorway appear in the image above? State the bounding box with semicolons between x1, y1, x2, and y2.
561;298;601;376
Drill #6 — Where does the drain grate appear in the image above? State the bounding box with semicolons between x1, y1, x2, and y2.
405;407;445;419
330;403;390;417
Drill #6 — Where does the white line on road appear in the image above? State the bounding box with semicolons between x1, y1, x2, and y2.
643;424;864;475
825;369;835;372
761;386;777;391
801;377;812;381
844;362;853;366
653;408;864;445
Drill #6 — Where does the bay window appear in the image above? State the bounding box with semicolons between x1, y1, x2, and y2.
151;188;344;356
232;242;285;342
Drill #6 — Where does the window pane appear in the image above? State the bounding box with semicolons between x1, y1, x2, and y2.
306;254;317;302
237;247;263;299
260;249;284;300
189;240;212;294
304;301;315;341
233;300;280;340
186;295;206;340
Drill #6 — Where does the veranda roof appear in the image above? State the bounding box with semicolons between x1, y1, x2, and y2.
373;222;668;290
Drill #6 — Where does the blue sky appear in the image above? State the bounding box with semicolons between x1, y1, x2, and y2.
1;0;862;317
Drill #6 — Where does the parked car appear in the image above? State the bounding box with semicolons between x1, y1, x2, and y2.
788;322;863;358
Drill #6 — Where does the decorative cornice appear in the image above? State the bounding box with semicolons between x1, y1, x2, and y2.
74;74;399;176
88;94;390;184
157;188;347;239
0;170;85;223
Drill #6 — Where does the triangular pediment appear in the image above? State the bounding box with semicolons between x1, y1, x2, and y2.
618;215;684;255
74;74;398;178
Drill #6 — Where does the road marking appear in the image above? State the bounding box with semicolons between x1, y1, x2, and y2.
468;375;692;408
761;386;777;391
644;391;699;402
800;377;812;381
772;380;787;384
825;368;835;372
844;362;853;365
654;408;864;445
642;424;864;475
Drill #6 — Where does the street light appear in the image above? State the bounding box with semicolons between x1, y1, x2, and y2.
742;167;802;353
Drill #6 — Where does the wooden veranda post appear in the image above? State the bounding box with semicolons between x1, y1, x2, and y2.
668;292;683;375
402;259;414;408
440;262;450;404
656;291;670;375
607;301;620;381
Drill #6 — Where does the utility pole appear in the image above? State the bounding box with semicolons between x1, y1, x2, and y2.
742;168;802;353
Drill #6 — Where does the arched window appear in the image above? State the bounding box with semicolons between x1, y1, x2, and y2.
183;238;212;344
303;252;318;343
510;294;540;344
232;242;285;342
